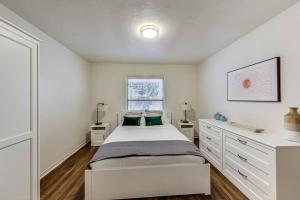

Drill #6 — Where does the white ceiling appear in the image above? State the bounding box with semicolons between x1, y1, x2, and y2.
1;0;299;64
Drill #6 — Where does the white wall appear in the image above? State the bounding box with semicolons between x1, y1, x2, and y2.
91;63;198;129
197;2;300;134
0;4;91;177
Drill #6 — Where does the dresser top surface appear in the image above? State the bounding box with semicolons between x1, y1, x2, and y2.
199;119;300;148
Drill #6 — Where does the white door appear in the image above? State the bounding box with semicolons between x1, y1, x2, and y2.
0;19;39;200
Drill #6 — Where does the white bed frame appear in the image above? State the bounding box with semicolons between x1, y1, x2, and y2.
85;111;211;199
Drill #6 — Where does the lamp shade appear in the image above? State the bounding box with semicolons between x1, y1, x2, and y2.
181;103;191;111
99;104;109;111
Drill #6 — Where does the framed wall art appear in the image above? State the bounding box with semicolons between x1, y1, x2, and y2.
227;57;281;102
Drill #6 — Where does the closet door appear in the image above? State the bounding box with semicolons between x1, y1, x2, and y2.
0;19;39;200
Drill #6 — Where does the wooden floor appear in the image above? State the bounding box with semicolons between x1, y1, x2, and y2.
41;143;248;200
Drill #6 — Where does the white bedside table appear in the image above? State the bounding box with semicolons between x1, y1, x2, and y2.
177;121;194;142
90;123;110;146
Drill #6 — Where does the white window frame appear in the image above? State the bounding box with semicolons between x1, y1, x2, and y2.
126;76;164;111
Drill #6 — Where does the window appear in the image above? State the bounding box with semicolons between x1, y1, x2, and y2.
127;77;164;111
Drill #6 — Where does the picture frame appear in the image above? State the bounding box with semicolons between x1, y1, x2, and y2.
227;57;281;102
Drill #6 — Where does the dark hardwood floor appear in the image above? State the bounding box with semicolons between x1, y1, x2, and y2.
41;143;248;200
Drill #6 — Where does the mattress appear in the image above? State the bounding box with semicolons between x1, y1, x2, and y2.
90;123;205;170
103;123;189;144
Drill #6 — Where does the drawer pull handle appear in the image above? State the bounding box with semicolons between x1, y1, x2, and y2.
206;126;211;129
206;136;212;140
238;170;248;179
206;147;212;152
238;154;248;162
237;138;247;145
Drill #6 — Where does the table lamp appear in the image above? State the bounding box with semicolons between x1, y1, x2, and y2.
96;103;109;125
181;102;191;123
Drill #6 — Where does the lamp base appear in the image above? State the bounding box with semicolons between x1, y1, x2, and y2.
181;120;189;123
95;122;102;126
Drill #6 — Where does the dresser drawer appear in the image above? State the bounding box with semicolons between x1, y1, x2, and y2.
91;129;106;134
224;148;271;188
179;124;194;128
224;141;271;175
200;122;222;138
224;155;271;200
200;129;222;149
223;130;273;168
91;126;106;130
91;132;105;146
200;140;222;170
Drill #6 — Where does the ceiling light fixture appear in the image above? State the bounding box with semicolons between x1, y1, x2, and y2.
140;25;159;39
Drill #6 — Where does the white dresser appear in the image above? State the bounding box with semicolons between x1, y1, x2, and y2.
199;119;300;200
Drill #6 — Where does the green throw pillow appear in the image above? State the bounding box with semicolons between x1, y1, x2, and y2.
122;116;141;126
145;116;163;126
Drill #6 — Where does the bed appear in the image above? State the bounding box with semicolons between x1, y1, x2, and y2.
85;112;210;200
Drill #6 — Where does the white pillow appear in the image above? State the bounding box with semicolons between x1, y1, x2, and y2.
125;111;143;116
145;110;162;116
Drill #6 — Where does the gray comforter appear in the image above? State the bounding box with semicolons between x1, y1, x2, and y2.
89;140;202;165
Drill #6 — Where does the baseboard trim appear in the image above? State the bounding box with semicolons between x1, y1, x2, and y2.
40;140;87;179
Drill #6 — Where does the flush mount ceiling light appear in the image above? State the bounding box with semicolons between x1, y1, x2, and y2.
140;25;159;39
